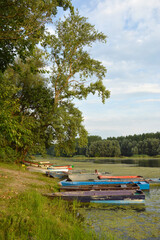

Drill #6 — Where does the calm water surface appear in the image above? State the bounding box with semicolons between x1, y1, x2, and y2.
92;158;160;168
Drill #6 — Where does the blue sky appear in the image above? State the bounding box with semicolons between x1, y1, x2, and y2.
48;0;160;138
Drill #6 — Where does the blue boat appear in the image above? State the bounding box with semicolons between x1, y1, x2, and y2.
90;199;145;205
59;179;150;190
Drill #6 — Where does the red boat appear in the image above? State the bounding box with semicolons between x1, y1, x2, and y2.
98;175;143;180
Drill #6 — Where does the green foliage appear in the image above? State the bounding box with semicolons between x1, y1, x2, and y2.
89;140;121;157
108;132;160;157
43;11;110;105
53;102;88;156
0;49;54;162
0;9;110;161
0;0;73;72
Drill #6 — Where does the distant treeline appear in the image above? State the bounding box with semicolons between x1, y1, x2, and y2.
47;132;160;157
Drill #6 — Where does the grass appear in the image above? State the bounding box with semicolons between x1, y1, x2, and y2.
0;191;101;240
0;163;115;240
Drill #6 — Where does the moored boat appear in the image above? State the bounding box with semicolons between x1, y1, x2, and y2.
67;173;99;181
44;189;145;203
60;183;140;191
47;165;73;172
90;199;145;205
59;179;150;190
98;175;143;180
48;165;73;169
47;168;70;172
46;171;68;179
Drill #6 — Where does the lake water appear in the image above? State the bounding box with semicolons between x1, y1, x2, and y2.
90;158;160;168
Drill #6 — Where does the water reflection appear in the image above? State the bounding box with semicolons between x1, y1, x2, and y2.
93;159;160;167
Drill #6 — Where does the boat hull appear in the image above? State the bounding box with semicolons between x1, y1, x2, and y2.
68;174;99;181
59;180;150;190
90;199;145;205
46;171;68;179
47;168;69;172
60;183;140;191
44;189;145;203
98;175;143;180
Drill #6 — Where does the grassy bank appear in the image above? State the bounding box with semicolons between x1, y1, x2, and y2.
0;163;115;240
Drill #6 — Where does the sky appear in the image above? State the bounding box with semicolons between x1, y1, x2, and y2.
49;0;160;139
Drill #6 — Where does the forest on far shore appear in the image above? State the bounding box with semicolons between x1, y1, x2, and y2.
47;132;160;157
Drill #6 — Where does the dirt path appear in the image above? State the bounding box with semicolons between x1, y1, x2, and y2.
0;167;48;199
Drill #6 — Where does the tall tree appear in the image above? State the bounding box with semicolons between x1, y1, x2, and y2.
42;11;110;155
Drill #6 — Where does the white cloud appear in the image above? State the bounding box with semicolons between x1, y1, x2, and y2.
109;83;160;95
137;99;160;103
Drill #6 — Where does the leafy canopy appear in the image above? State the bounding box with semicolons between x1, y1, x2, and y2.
0;0;73;72
43;11;110;106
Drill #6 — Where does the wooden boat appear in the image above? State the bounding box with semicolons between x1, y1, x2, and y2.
23;160;39;167
44;189;145;203
48;165;73;169
47;166;73;171
68;169;110;181
47;168;70;172
97;178;146;183
23;160;53;168
46;171;68;179
98;175;143;180
59;179;150;190
67;173;99;181
60;183;140;191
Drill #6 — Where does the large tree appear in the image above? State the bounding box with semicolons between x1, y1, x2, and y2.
42;11;110;154
0;0;72;72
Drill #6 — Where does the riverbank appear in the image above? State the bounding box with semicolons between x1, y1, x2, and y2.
0;163;112;240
